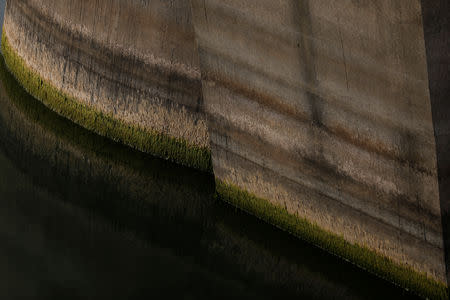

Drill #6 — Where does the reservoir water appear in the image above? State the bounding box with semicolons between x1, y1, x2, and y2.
0;3;419;299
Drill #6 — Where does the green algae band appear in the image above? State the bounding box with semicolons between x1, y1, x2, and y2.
3;0;450;299
1;31;211;172
216;181;448;300
190;0;449;299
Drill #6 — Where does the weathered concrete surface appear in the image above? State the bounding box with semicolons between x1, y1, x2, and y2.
191;0;447;282
0;60;418;300
3;0;449;290
3;0;209;148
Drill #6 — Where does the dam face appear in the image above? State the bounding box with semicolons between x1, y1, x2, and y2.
3;0;210;169
191;0;447;284
3;0;449;297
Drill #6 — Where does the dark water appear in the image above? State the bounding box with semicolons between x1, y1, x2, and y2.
0;7;419;300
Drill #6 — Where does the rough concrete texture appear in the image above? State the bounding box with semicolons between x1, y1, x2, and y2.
3;0;449;289
190;0;448;282
3;0;209;148
0;58;417;299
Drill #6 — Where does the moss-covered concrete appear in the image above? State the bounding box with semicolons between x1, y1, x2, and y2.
191;0;448;292
216;180;448;300
1;30;212;172
3;0;449;298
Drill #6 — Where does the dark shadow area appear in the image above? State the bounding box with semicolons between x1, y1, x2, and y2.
421;0;450;288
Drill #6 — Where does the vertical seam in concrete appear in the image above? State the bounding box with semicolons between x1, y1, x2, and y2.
337;16;349;92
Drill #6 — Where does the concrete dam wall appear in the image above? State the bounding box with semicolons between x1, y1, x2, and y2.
3;0;211;170
191;0;448;292
2;0;449;298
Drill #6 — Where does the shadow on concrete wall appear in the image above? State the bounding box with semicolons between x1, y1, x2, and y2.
291;0;326;165
421;0;450;287
291;0;437;271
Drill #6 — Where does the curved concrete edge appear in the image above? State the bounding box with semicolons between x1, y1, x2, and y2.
216;180;448;300
5;0;209;149
1;28;212;172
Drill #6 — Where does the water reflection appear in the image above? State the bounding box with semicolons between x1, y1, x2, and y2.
0;56;418;299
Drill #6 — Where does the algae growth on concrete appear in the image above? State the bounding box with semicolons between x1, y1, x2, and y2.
2;0;211;171
216;180;448;300
1;31;211;172
190;1;449;298
2;0;449;299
